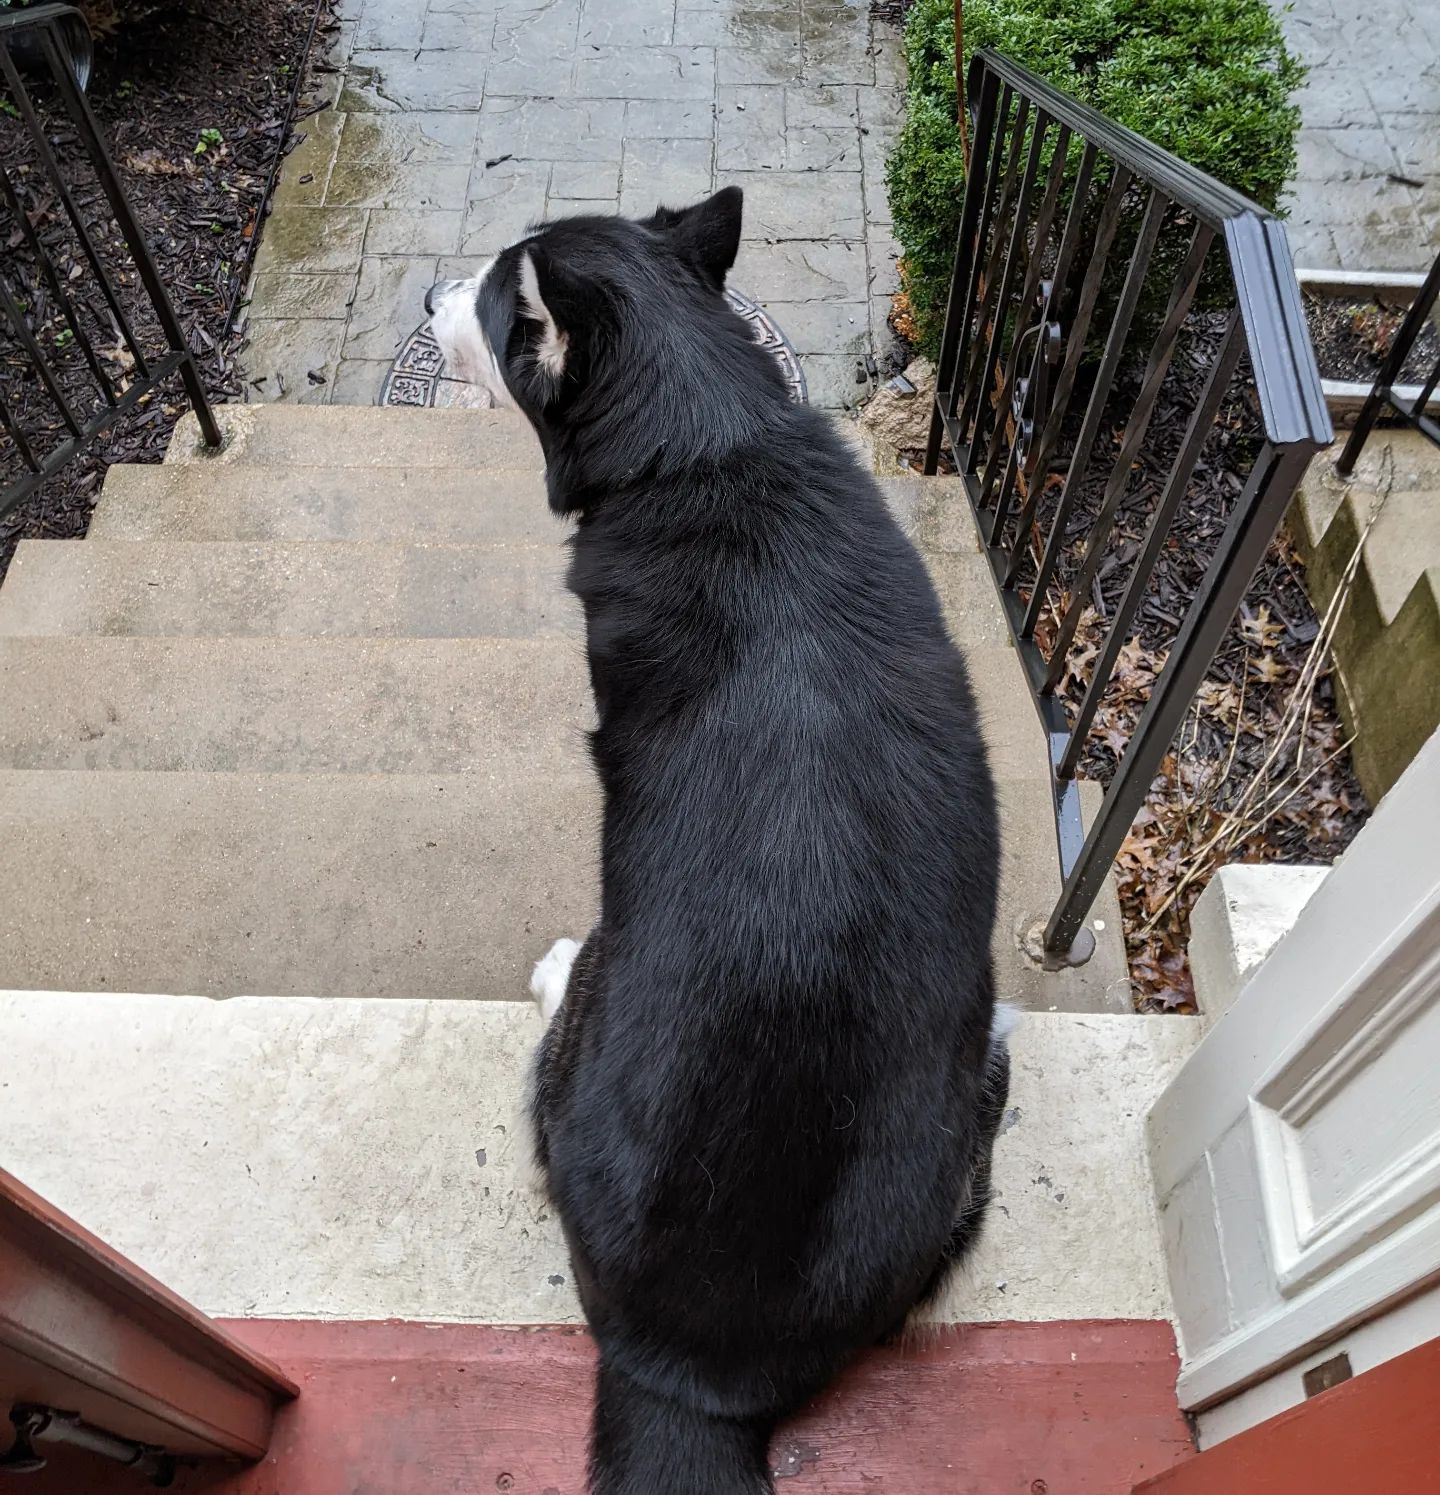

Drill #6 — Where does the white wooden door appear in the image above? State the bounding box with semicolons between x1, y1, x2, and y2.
1147;726;1440;1424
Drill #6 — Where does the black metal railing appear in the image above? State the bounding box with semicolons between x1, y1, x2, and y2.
1336;247;1440;473
0;2;219;523
925;50;1331;960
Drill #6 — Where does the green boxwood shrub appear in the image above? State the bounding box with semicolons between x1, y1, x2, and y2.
887;0;1305;355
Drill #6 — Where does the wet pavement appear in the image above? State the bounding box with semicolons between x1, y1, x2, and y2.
1278;0;1440;272
242;0;907;409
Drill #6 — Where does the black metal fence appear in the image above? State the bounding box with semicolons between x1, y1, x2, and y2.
0;2;218;523
1336;248;1440;473
925;50;1331;959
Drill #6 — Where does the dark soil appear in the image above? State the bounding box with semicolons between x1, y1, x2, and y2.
1304;291;1440;386
1;0;328;582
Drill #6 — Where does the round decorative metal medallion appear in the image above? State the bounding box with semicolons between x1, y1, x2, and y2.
378;289;808;409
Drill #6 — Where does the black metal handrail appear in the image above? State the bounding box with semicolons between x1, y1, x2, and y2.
0;3;219;523
1336;248;1440;473
925;49;1331;960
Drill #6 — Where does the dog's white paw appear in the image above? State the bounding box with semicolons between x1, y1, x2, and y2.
530;937;582;1023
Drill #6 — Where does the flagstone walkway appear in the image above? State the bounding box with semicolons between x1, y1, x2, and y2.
242;0;907;410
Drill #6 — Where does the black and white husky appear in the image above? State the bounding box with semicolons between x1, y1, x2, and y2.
426;189;1009;1495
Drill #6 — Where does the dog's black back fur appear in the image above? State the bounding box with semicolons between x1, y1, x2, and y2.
484;191;1005;1494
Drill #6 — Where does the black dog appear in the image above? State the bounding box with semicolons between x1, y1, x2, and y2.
426;188;1007;1495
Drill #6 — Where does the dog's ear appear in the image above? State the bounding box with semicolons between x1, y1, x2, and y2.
517;248;571;380
650;187;743;290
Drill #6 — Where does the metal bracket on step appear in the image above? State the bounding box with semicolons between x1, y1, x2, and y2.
1;1405;175;1486
1020;916;1096;969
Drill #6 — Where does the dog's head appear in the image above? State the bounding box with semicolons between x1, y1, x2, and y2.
423;188;783;509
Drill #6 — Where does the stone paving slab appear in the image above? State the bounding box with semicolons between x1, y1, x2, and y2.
1279;0;1440;271
244;0;907;409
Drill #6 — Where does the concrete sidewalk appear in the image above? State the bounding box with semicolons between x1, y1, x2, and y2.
242;0;908;410
1278;0;1440;271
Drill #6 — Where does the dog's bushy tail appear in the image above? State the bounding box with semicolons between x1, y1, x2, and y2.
590;1359;775;1495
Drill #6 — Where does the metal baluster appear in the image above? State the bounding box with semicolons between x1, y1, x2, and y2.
1001;159;1131;591
1056;312;1244;779
0;46;151;380
0;160;119;408
1020;187;1168;639
37;29;220;447
924;64;1002;474
965;110;1052;488
956;96;1032;446
1040;222;1215;696
1336;248;1440;473
990;141;1098;561
0;383;41;474
1042;441;1312;954
0;266;82;436
977;124;1073;523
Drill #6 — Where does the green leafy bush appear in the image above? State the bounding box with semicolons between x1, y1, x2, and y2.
886;0;1305;355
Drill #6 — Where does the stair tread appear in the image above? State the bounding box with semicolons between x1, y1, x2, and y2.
91;464;561;543
0;538;1001;643
166;404;544;470
0;635;1046;778
0;768;1125;1010
89;463;976;551
0;990;1198;1325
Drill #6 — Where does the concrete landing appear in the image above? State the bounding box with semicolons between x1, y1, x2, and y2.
0;992;1198;1325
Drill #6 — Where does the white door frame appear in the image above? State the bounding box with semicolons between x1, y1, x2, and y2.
1148;728;1440;1414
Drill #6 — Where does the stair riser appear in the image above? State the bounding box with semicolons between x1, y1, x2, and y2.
0;638;1047;783
92;466;563;544
0;771;599;1001
166;406;545;470
0;542;575;640
0;769;1122;1007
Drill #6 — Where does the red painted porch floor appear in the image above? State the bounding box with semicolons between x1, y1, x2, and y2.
48;1321;1195;1494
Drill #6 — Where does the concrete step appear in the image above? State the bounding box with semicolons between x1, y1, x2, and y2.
0;637;591;774
0;770;596;1001
0;541;573;640
90;465;560;544
166;404;543;470
1291;432;1440;801
88;462;977;554
0;768;1122;1009
0;540;997;647
0;636;1050;781
0;989;1199;1324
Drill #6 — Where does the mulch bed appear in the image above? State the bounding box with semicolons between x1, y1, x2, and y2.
1304;291;1440;386
1;0;330;583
